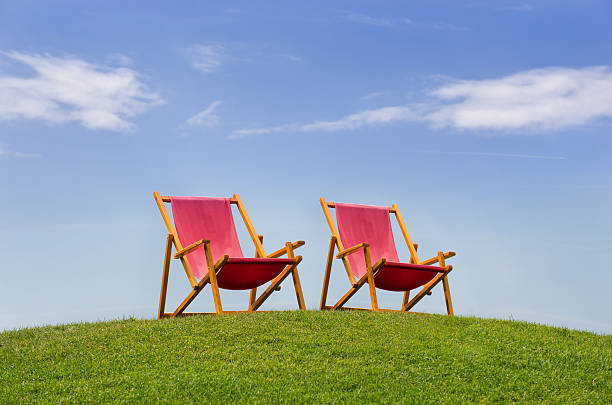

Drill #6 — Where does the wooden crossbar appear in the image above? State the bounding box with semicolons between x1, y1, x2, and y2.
325;201;397;213
160;195;239;204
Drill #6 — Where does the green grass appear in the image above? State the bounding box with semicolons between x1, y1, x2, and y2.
1;311;610;404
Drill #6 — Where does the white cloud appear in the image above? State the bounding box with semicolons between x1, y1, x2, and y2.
186;101;221;127
189;44;225;73
425;66;612;131
0;145;40;158
234;66;612;137
345;12;393;27
0;51;162;131
231;106;418;138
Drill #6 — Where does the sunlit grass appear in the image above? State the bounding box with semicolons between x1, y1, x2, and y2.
1;311;610;403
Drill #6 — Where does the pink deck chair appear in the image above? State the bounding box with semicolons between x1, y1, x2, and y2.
154;191;306;317
320;198;455;314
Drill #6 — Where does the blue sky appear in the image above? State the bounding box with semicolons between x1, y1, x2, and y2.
1;1;611;333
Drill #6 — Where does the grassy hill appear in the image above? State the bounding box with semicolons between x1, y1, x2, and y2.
1;311;610;403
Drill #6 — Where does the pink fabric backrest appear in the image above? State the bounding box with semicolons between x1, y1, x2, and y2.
170;197;243;279
335;202;399;279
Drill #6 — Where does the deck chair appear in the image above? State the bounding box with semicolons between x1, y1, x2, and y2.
319;198;455;314
154;191;306;317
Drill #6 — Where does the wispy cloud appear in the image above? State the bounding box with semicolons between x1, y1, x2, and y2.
0;51;163;131
0;145;40;158
428;22;469;31
186;100;221;127
345;12;467;31
106;53;133;66
234;66;612;137
189;44;225;73
402;18;468;31
361;91;390;100
231;106;418;138
425;66;612;131
344;12;393;27
285;54;302;62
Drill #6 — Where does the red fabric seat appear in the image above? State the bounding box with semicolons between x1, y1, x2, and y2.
216;258;294;290
335;202;441;292
373;262;441;291
170;196;292;290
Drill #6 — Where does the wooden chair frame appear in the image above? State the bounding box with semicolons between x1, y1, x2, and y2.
154;191;306;317
319;197;455;315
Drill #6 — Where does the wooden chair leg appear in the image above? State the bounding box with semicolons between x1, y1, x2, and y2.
203;243;223;314
247;234;263;311
209;278;223;315
438;251;454;316
320;236;336;310
402;291;410;310
248;288;257;311
364;246;378;311
401;243;417;311
286;243;306;310
367;277;378;311
292;269;306;310
442;275;453;316
158;234;173;319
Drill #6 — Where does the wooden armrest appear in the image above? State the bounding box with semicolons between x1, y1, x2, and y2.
336;243;370;259
213;254;230;270
267;241;305;258
419;251;455;266
174;239;210;259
